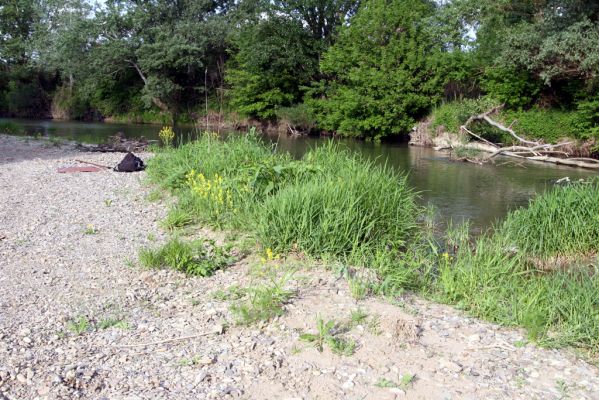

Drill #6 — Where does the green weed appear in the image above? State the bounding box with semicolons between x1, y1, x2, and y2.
84;224;98;235
375;378;398;388
67;316;90;335
160;208;193;230
348;278;370;300
400;373;415;389
300;316;356;356
138;237;235;276
99;317;129;330
230;276;294;325
349;308;369;327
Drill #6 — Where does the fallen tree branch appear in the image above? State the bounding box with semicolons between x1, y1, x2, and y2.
458;106;598;169
460;126;499;148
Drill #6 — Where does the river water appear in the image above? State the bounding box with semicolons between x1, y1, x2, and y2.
2;118;595;231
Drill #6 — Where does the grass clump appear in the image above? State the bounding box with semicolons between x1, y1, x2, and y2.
434;181;599;348
160;207;193;230
98;317;129;330
138;237;235;277
67;315;91;335
300;316;356;356
257;145;419;261
230;269;295;325
498;181;599;264
0;121;24;135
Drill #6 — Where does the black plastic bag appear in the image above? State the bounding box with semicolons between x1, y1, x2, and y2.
114;152;145;172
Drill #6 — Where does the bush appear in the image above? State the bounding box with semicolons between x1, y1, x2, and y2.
431;99;593;143
431;97;499;134
276;104;316;132
500;108;585;142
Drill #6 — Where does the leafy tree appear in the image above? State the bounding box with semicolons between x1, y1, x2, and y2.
226;15;320;119
308;0;443;138
87;0;233;118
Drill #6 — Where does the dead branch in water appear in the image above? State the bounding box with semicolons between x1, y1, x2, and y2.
459;105;599;169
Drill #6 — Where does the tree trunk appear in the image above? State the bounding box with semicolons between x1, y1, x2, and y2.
127;60;170;114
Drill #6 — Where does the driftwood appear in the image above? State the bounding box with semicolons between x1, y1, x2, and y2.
459;106;599;170
77;132;156;153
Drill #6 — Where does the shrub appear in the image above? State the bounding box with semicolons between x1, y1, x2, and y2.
500;108;584;142
430;97;499;134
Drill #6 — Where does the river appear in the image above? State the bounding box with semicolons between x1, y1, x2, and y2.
1;117;594;231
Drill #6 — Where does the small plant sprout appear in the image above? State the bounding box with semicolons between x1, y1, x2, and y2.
300;316;356;356
84;224;98;235
159;126;175;147
349;308;368;327
67;316;90;335
230;274;294;325
104;199;113;207
400;373;415;389
348;278;370;300
99;317;129;330
367;314;382;335
375;378;398;388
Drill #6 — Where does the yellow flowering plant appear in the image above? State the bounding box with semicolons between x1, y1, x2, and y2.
186;169;234;222
158;126;175;147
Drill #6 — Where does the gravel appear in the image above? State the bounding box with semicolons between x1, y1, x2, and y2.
1;134;598;399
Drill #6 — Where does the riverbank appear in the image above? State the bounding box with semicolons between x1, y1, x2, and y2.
2;134;598;399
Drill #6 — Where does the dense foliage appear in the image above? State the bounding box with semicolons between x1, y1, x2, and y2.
1;0;598;139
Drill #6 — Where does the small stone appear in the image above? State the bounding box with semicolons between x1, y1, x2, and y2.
194;371;208;384
37;385;51;395
198;356;215;365
467;334;480;342
16;374;27;384
22;337;32;344
389;387;406;396
342;381;354;389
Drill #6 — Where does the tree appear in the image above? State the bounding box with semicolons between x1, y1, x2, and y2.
226;15;320;119
87;0;233;118
308;0;443;138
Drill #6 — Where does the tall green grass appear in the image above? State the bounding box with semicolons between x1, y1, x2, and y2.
433;181;599;349
146;132;420;262
258;146;418;259
146;132;599;351
498;181;599;261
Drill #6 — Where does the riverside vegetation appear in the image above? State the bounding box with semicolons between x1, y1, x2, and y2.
2;0;598;149
144;131;599;357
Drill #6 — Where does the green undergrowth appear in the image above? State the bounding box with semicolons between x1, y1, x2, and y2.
146;131;420;264
139;237;236;276
430;98;597;144
433;181;599;349
145;131;599;353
